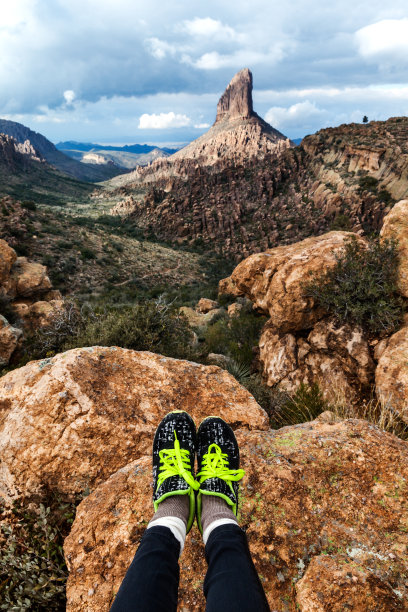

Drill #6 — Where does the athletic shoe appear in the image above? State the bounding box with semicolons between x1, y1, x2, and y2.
196;416;245;533
152;410;199;532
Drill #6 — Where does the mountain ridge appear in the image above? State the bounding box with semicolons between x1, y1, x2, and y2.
0;119;125;182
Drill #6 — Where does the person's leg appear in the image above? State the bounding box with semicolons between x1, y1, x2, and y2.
203;517;270;611
110;525;180;612
196;417;270;612
110;411;199;612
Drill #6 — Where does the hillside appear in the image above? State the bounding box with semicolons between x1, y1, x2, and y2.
106;116;408;259
0;119;125;182
0;134;94;204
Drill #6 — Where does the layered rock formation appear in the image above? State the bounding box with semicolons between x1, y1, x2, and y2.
107;116;408;260
0;238;62;365
64;415;408;610
219;231;378;403
0;346;267;504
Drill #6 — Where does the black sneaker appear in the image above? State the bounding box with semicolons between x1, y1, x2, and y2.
196;416;245;533
152;410;199;532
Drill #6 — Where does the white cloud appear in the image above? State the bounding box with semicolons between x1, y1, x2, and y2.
187;46;285;70
147;37;177;60
265;101;327;129
63;90;76;105
138;111;192;129
194;122;210;129
182;17;239;41
356;19;408;60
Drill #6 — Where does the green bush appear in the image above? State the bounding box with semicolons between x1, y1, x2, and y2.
25;299;197;363
0;498;76;610
358;175;379;193
204;307;267;367
269;383;329;428
21;200;37;211
80;247;96;260
303;236;404;335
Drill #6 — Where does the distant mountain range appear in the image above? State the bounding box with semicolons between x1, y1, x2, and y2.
56;141;181;169
56;141;179;155
0;119;124;182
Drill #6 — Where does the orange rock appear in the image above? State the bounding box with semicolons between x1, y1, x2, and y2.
196;297;219;313
12;299;64;330
0;315;23;366
0;347;267;504
380;199;408;297
220;232;367;333
5;257;52;299
296;554;403;611
64;417;408;611
0;238;17;285
260;318;375;403
376;325;408;423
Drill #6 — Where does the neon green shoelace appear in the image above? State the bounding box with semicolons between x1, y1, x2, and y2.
157;431;199;491
197;443;245;485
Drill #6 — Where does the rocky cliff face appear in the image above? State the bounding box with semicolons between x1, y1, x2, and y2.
109;116;408;260
0;134;43;172
215;67;253;121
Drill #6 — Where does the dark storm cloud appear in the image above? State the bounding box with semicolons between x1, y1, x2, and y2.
1;0;407;141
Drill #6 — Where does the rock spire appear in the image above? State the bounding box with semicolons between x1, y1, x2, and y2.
215;68;254;123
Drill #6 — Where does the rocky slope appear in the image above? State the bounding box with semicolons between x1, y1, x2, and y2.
0;119;124;182
0;237;62;366
107;114;408;260
0;346;407;610
0;134;95;204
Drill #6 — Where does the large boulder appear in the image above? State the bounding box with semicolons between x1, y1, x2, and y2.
260;318;375;403
376;326;408;423
0;346;267;504
0;315;23;366
0;239;62;364
64;417;408;611
5;257;52;299
0;238;17;285
380;199;408;297
219;231;366;333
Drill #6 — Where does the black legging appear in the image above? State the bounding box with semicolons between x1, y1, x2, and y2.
110;524;270;612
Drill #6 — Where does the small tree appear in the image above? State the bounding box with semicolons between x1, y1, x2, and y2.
362;115;369;123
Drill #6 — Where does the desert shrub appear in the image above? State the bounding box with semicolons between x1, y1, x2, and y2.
358;175;379;193
80;247;96;260
25;299;196;362
269;383;329;428
21;200;37;211
0;289;15;323
204;307;267;367
0;498;75;610
332;396;408;441
303;236;404;335
330;213;351;231
377;189;393;205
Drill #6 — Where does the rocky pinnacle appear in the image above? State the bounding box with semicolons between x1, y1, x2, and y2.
215;68;254;123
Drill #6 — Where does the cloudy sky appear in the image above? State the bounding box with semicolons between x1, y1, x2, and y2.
1;0;408;145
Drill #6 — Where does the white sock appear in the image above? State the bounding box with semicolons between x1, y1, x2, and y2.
203;518;238;545
147;516;187;554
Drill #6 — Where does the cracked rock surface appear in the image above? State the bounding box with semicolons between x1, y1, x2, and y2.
64;415;408;611
0;346;268;504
